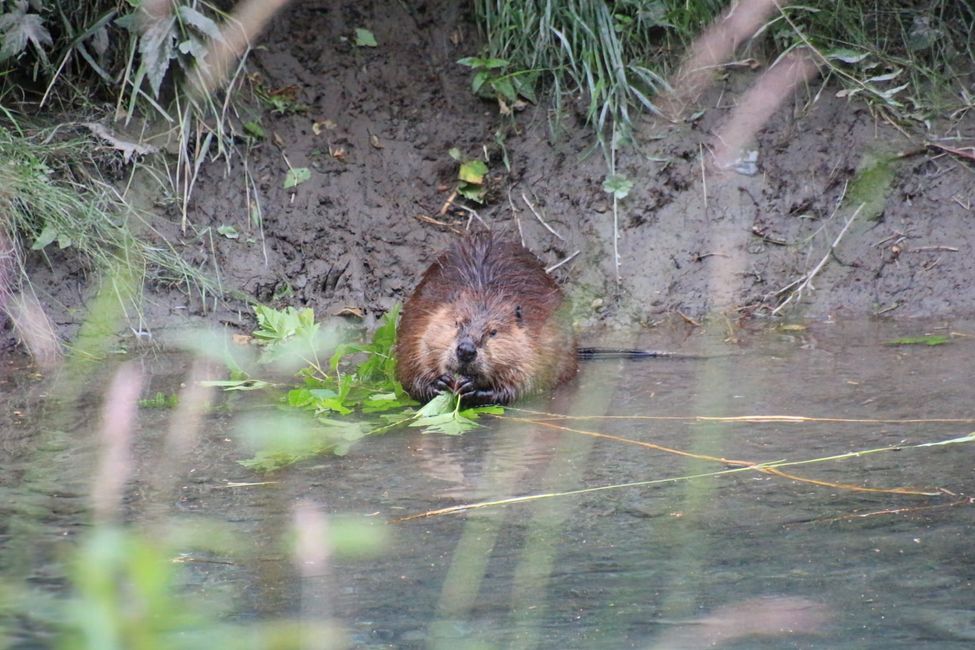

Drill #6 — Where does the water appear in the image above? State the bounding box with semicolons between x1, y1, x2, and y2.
1;320;973;648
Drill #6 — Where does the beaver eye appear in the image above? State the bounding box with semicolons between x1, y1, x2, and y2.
489;329;498;337
515;305;523;321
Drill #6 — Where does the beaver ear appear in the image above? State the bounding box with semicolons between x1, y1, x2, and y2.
515;305;523;322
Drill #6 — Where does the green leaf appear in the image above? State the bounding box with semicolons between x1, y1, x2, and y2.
200;379;272;391
415;393;455;418
354;28;377;47
31;224;59;250
458;159;488;185
284;167;311;188
458;182;486;203
238;415;373;470
447;147;463;161
178;5;224;42
471;70;491;96
138;12;177;98
0;6;52;61
424;413;481;436
178;36;206;60
491;77;517;102
408;393;489;435
243;121;265;139
460;405;504;419
512;73;537;103
603;174;633;200
885;335;950;347
217;224;240;239
826;48;869;64
456;56;507;70
253;305;318;343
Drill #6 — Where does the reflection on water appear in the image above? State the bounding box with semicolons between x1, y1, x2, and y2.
1;320;974;648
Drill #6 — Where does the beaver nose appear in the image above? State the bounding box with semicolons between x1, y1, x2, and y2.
456;339;477;364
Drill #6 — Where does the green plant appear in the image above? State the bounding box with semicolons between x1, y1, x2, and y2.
138;392;180;409
470;1;975;140
471;0;674;141
353;27;377;48
211;304;502;471
0;1;257;227
449;147;490;203
458;55;538;108
0;119;219;332
885;334;951;347
764;2;975;120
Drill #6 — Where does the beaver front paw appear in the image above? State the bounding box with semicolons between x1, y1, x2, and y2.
455;379;514;406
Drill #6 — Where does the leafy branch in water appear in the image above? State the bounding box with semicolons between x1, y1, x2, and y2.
210;304;501;471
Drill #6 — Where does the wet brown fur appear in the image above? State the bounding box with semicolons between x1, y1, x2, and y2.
395;233;577;405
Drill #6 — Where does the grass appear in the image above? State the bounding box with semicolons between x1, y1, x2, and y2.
472;0;677;142
0;116;221;338
1;0;255;228
471;1;975;138
0;0;262;346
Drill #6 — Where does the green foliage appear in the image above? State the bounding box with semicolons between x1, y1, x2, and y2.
283;167;311;189
353;27;378;48
253;82;306;115
846;151;896;222
0;1;257;226
602;174;633;200
0;1;52;63
885;334;950;347
410;393;504;436
449;148;490;203
112;2;227;101
59;527;202;649
253;305;318;344
53;519;372;647
138;392;180;409
471;0;672;140
457;56;538;105
223;304;501;471
471;1;975;138
236;414;374;471
0;121;218;325
752;2;975;120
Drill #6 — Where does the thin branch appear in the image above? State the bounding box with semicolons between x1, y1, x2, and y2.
772;203;863;315
546;250;580;273
521;192;564;240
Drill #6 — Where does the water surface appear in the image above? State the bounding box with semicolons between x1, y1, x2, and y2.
2;320;973;648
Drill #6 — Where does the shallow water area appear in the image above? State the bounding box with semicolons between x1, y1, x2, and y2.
1;319;973;648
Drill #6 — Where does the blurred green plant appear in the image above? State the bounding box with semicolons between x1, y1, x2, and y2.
138;391;180;409
51;517;377;648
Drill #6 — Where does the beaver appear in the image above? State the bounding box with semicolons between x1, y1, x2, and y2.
395;232;578;406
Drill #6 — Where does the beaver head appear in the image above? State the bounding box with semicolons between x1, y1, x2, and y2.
420;290;537;393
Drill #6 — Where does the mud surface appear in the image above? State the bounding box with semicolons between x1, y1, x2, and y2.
16;0;975;346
